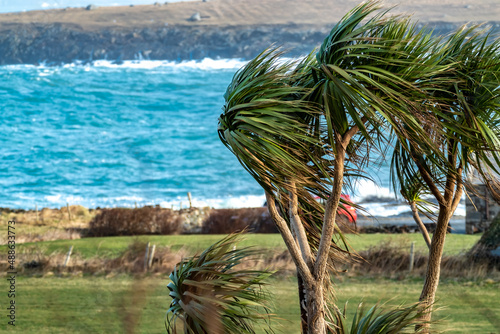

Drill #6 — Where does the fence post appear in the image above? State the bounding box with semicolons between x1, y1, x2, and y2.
144;242;150;271
66;203;72;221
187;192;193;208
64;245;74;267
148;245;156;268
409;241;415;273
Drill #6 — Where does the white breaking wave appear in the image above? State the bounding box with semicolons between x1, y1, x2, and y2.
1;56;305;72
159;195;267;210
352;179;396;203
351;179;466;217
91;58;249;70
0;58;249;71
43;193;266;210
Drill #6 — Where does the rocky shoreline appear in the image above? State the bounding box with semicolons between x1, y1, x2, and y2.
0;23;329;65
1;20;499;65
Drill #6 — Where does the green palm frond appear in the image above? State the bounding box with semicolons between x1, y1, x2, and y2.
165;233;274;334
312;1;449;148
219;48;326;196
333;302;431;334
215;1;496;331
218;0;460;276
393;23;500;204
218;47;354;268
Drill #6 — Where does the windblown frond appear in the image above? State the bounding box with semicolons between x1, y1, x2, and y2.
165;233;274;334
392;23;500;204
218;47;353;267
334;302;432;334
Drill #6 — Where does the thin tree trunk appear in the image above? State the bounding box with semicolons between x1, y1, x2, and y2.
410;201;432;250
266;136;351;333
308;148;346;333
306;282;326;334
289;181;314;269
265;191;314;286
297;273;308;334
417;206;450;332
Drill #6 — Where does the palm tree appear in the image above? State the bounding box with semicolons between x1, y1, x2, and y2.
165;233;432;334
165;233;274;334
218;2;449;332
391;25;500;330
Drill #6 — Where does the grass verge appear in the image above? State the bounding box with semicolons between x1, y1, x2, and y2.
5;233;481;259
7;276;499;333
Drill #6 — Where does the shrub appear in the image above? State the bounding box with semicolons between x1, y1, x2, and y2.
201;207;278;234
88;207;182;236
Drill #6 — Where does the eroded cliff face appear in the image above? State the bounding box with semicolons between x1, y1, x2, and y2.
0;23;332;65
0;21;498;65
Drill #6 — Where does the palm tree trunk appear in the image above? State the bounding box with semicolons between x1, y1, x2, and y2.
306;281;326;333
297;273;308;334
417;206;450;331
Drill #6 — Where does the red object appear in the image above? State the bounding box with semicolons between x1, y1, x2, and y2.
314;194;357;223
339;194;357;223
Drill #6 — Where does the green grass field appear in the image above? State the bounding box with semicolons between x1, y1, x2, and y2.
14;233;481;259
6;276;499;333
3;233;498;333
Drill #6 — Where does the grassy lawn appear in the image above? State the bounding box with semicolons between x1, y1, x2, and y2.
2;233;495;332
11;233;481;259
5;276;499;333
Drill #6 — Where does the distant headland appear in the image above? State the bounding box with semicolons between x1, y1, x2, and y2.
0;0;499;65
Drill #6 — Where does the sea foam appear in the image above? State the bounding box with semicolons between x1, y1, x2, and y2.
1;58;249;71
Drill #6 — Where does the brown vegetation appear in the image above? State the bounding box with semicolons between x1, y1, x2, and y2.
88;207;182;237
1;205;95;226
8;240;189;276
350;241;500;280
201;207;278;234
8;238;498;282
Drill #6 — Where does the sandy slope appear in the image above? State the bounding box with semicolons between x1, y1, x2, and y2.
0;0;498;32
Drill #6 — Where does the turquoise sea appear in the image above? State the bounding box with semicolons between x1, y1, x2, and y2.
0;58;464;216
0;59;269;209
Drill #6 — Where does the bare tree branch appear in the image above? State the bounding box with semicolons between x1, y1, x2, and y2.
413;155;445;205
314;148;345;279
266;191;314;286
289;181;314;270
341;117;368;148
410;201;432;250
449;166;464;220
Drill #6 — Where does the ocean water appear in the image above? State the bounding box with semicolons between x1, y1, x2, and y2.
0;59;464;216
